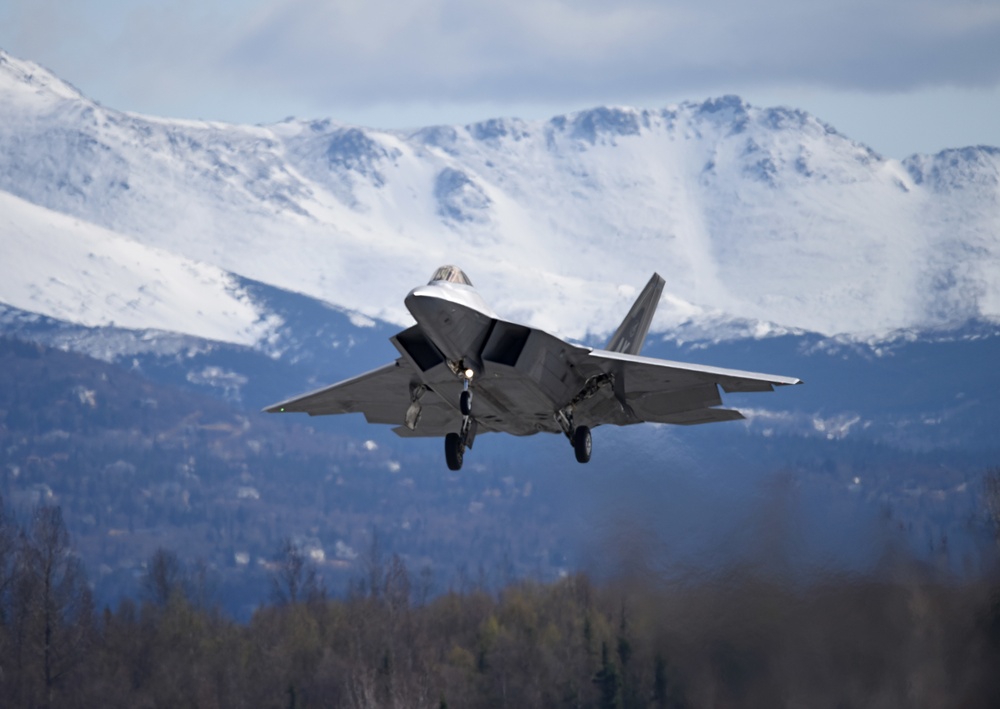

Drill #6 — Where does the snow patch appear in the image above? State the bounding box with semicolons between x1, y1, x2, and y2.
0;190;277;346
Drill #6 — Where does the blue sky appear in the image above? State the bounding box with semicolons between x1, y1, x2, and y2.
1;0;999;158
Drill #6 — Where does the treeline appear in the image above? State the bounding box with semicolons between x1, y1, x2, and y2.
0;501;998;708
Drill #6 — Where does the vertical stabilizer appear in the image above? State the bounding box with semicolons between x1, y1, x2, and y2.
605;273;665;355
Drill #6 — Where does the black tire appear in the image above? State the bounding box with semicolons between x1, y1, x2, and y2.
572;425;592;463
460;390;473;416
445;432;464;470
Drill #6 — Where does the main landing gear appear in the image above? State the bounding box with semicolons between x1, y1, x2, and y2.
572;425;592;463
556;409;592;464
444;369;595;470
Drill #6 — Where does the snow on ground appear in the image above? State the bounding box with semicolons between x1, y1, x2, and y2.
0;190;277;345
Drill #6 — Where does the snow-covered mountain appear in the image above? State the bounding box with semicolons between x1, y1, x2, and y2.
0;189;277;344
3;48;999;349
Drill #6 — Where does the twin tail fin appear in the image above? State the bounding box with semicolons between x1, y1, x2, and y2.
604;273;665;355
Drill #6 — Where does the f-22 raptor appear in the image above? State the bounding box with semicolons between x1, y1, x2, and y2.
265;266;801;470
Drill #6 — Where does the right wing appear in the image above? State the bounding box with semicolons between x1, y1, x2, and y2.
263;360;464;437
573;348;802;427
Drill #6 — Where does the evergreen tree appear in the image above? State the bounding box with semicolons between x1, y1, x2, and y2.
592;640;621;709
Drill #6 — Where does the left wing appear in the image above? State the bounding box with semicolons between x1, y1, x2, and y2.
572;348;802;427
263;360;464;437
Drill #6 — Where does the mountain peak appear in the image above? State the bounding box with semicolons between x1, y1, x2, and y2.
0;49;84;105
694;94;750;116
903;145;1000;191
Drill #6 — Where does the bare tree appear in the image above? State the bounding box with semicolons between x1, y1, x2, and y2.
0;498;16;606
272;538;306;605
383;554;411;612
363;529;384;601
271;538;324;605
141;548;185;608
984;467;1000;550
10;506;94;708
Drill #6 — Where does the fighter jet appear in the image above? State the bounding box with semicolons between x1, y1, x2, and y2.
265;266;801;470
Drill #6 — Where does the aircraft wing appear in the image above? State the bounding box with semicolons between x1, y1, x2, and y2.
262;360;464;436
573;348;802;427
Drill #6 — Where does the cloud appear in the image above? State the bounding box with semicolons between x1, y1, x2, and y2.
2;0;999;134
0;0;261;116
222;0;1000;108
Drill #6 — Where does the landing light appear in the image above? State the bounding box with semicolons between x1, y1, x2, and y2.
464;368;475;379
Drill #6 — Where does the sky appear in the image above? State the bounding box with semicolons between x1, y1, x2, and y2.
1;0;999;159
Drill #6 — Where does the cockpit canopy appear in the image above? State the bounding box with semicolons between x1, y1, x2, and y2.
429;265;473;286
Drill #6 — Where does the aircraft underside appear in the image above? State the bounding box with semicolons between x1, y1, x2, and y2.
264;266;801;471
391;317;603;470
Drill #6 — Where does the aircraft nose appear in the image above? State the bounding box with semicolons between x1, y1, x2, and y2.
404;287;443;323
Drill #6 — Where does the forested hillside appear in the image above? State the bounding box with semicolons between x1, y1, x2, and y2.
0;336;595;615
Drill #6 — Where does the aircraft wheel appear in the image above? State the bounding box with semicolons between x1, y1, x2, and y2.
460;390;473;416
445;432;464;470
572;425;592;463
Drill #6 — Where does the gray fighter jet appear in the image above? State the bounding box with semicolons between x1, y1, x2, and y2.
265;266;801;470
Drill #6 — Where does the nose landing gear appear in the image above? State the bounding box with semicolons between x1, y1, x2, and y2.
445;432;464;471
446;371;477;471
444;413;478;471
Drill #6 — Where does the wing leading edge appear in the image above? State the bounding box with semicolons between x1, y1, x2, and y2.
263;362;414;416
263;360;465;436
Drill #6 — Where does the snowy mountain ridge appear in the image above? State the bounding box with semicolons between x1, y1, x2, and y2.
2;48;999;348
0;189;279;345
